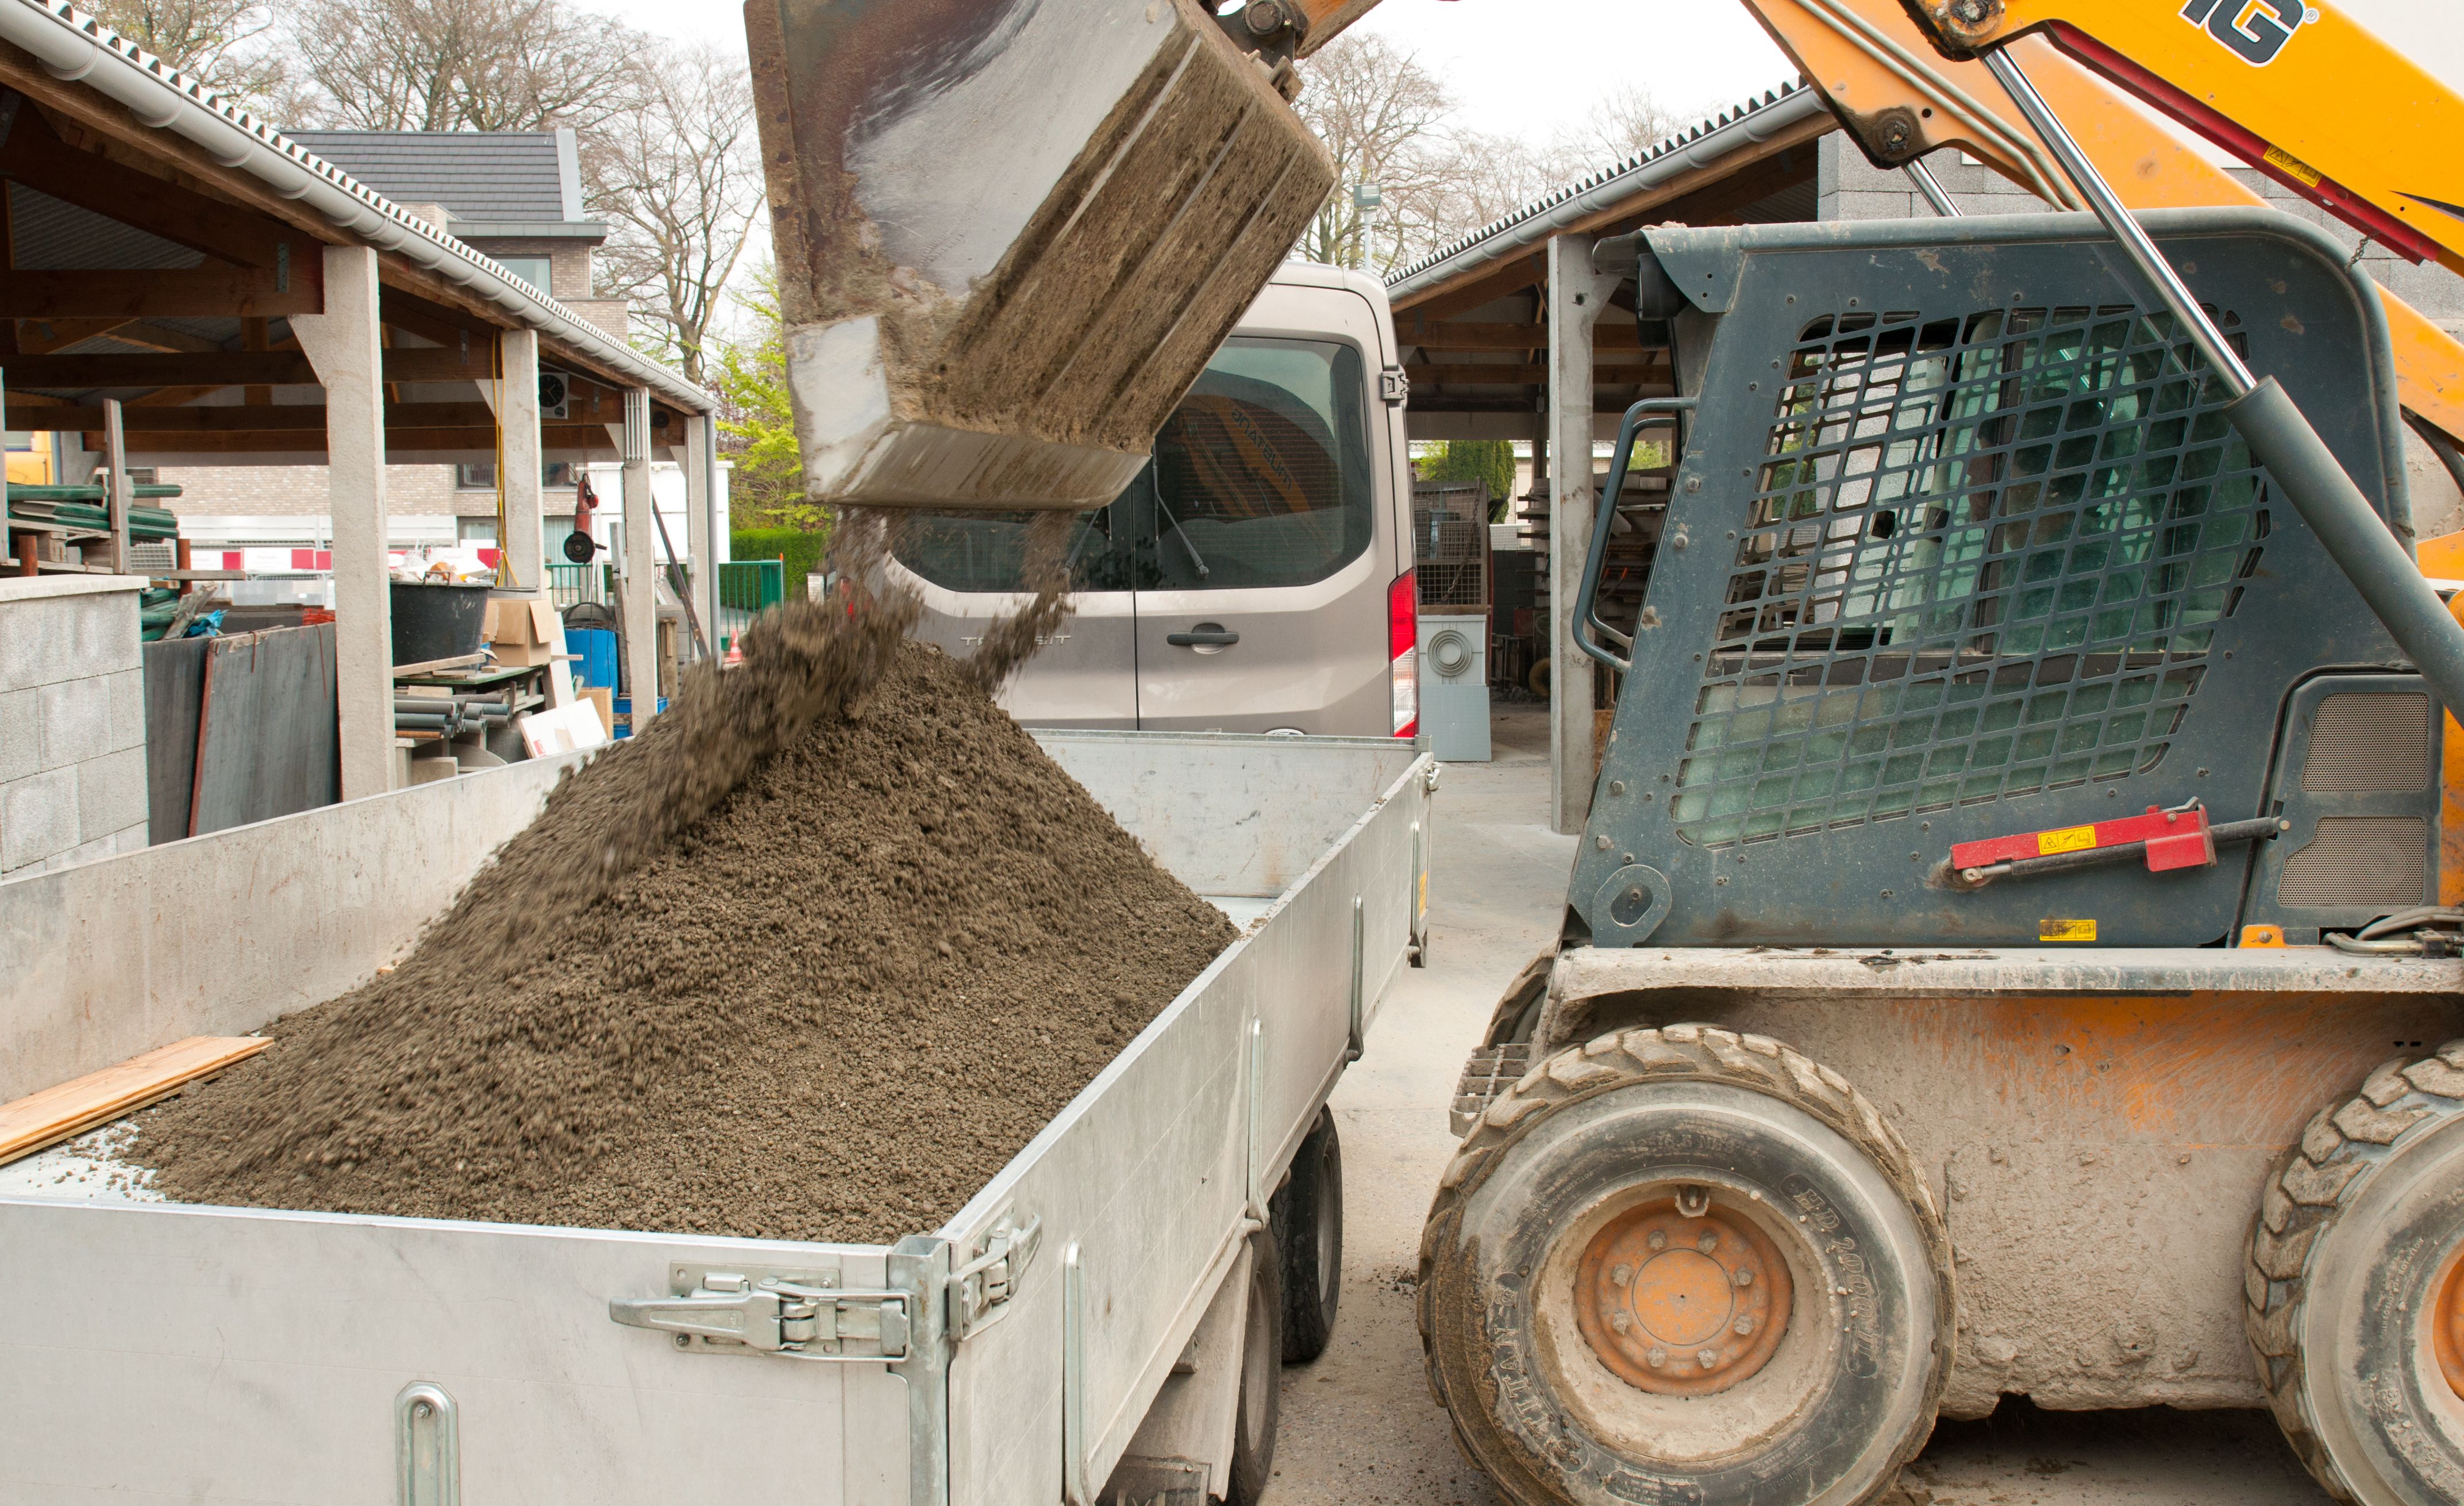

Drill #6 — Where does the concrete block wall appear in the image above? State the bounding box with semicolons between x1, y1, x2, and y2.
1816;135;2464;539
0;578;148;879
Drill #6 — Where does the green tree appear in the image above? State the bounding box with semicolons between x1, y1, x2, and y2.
712;265;827;544
1418;440;1518;521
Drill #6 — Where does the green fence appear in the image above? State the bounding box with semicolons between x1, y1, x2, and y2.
718;559;787;647
546;562;610;609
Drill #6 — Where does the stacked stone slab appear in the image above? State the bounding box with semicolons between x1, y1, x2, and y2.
0;578;148;877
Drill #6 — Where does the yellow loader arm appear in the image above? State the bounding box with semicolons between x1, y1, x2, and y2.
1277;0;2464;440
1900;0;2464;281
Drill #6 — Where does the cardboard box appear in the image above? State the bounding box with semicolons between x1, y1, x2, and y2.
580;686;613;739
486;597;565;667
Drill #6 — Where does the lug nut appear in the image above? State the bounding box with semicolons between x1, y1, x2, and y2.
1611;1311;1633;1334
1735;1268;1753;1288
1734;1316;1755;1336
1611;1263;1633;1287
1646;1346;1667;1367
1697;1348;1720;1368
1647;1230;1666;1251
1697;1230;1720;1253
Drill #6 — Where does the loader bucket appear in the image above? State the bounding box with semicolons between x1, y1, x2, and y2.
743;0;1335;511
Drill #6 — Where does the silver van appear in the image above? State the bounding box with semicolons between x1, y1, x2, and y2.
888;263;1420;737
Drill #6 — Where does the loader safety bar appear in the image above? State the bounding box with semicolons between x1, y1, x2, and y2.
1573;397;1696;675
1945;800;2286;889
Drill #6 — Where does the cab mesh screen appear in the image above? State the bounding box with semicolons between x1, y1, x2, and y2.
1672;304;2262;847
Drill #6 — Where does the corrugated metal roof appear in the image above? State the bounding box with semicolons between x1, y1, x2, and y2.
1385;80;1826;302
9;183;201;270
286;130;568;225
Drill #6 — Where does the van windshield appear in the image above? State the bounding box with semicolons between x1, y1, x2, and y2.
891;337;1375;594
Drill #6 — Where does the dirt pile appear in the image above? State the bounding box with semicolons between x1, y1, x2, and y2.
135;618;1236;1243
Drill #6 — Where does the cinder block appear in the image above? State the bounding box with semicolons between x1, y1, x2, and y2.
75;746;149;841
1832;190;1918;222
0;597;71;694
37;675;111;773
49;829;120;873
104;667;145;754
67;591;142;678
111;822;148;855
1;766;78;873
0;687;35;783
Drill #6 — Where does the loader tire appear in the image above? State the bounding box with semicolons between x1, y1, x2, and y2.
1418;1025;1952;1506
1225;1226;1284;1506
2246;1042;2464;1505
1273;1107;1344;1364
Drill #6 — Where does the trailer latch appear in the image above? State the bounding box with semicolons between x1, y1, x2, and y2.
1945;800;2286;889
610;1267;910;1361
949;1211;1043;1340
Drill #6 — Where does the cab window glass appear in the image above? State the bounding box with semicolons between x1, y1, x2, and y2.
1149;337;1373;591
891;504;1138;593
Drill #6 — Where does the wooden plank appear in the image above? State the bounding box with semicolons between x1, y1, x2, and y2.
0;1035;267;1166
142;635;207;845
0;268;320;319
2;347;492;391
1395;321;1648;351
190;624;340;837
390;652;487;677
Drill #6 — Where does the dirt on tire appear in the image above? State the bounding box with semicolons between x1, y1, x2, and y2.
132;606;1237;1245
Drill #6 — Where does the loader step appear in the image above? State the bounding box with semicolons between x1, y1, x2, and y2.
1450;1043;1535;1136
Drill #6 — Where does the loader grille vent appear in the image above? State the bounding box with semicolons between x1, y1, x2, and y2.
2303;693;2430;792
1673;303;2261;847
2278;816;2428;907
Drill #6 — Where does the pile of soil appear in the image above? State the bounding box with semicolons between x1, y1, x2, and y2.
135;599;1236;1243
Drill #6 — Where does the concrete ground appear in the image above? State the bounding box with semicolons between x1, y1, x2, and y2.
1266;702;2335;1506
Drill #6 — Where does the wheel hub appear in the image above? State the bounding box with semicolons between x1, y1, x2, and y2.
1573;1194;1792;1395
2432;1246;2464;1401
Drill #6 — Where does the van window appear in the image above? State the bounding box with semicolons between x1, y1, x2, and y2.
1149;337;1373;590
891;503;1142;593
890;336;1375;594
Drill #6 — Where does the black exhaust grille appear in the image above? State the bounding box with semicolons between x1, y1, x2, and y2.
2303;692;2431;792
1673;303;2259;847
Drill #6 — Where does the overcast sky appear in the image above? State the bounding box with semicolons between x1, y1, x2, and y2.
606;0;2457;152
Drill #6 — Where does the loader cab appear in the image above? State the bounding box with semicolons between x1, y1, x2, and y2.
887;264;1415;735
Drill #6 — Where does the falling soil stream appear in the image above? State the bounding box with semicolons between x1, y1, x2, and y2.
135;519;1235;1243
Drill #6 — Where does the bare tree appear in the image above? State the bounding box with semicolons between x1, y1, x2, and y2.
586;47;764;387
1291;32;1460;275
283;0;646;133
1554;83;1689;169
84;0;290;113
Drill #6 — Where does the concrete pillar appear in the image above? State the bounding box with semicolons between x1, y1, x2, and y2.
291;244;394;800
619;388;657;727
495;328;544;590
1547;235;1620;836
684;413;718;659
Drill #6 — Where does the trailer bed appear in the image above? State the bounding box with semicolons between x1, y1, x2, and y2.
0;730;1434;1506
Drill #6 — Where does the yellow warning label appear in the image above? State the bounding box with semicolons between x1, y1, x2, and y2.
2263;145;2322;188
1419;872;1429;913
2036;825;2098;856
2040;919;2099;943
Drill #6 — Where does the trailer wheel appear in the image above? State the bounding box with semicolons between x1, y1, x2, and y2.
1226;1227;1284;1505
2247;1044;2464;1505
1274;1107;1344;1364
1418;1025;1952;1506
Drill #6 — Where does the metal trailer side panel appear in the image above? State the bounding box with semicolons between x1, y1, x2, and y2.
940;742;1432;1506
1036;731;1424;896
0;748;588;1103
0;1203;907;1505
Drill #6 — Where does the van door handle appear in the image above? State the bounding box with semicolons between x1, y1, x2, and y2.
1167;628;1239;647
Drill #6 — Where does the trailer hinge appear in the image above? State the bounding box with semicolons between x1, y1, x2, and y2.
1380;365;1410;406
948;1211;1044;1341
610;1266;910;1361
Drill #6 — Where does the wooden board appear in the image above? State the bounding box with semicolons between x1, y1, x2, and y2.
190;624;340;837
0;1035;267;1166
141;635;207;846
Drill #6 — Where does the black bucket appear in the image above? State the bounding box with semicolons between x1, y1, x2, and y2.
389;582;492;665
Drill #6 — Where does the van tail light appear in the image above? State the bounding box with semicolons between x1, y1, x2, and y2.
1389;569;1419;739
